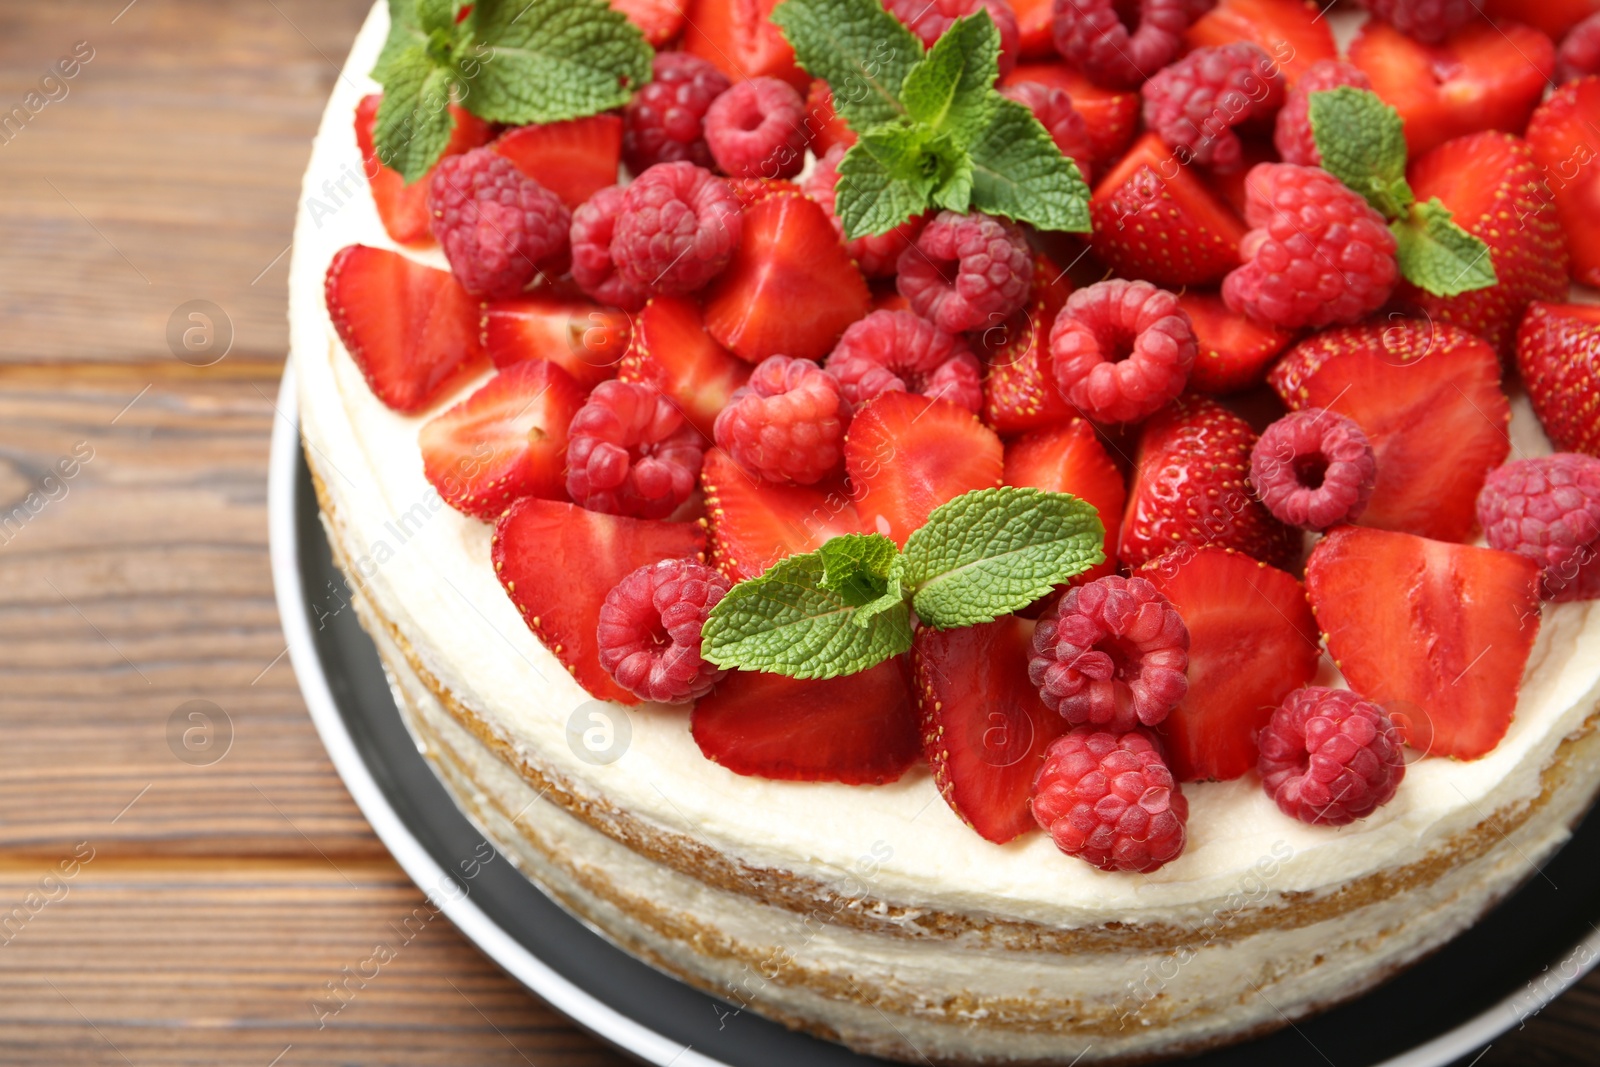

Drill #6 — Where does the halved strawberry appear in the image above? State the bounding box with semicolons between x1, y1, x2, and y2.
845;392;1005;547
1349;20;1555;159
354;95;492;246
804;80;856;155
1483;0;1599;41
981;254;1078;436
912;617;1067;843
691;659;919;784
1183;0;1336;85
1120;395;1296;568
1003;63;1139;169
493;498;706;705
1517;301;1600;457
702;190;871;363
1527;78;1600;290
609;0;685;45
1089;133;1248;287
617;297;751;440
681;0;807;90
1003;419;1125;582
491;115;624;210
1177;290;1295;395
325;244;487;414
1268;319;1510;543
1010;0;1056;58
701;447;864;579
1305;525;1542;761
482;288;630;390
1140;548;1319;782
419;361;587;519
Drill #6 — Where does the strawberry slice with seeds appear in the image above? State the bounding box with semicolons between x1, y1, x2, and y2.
1003;418;1125;583
691;659;919;784
482;288;631;391
912;616;1067;843
1517;301;1600;457
681;0;807;90
703;190;871;363
1305;526;1541;761
609;0;685;45
1483;0;1600;39
1527;78;1600;291
354;94;492;246
1002;63;1139;165
1141;547;1320;782
419;361;587;520
493;498;706;705
845;392;1004;547
492;115;624;211
700;447;863;580
325;244;487;414
1184;0;1336;85
1177;290;1295;395
618;297;751;440
981;253;1077;436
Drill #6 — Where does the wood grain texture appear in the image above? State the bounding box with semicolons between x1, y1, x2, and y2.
0;1;1591;1066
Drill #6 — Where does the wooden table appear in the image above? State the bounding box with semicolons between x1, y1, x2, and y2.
0;2;1594;1064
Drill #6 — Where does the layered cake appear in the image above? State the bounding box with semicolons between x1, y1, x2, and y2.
289;0;1600;1061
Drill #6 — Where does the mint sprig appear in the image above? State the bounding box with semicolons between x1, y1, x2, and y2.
702;487;1104;679
1308;87;1495;297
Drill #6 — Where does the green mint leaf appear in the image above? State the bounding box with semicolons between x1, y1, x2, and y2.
771;0;922;130
701;551;913;679
929;150;973;212
464;0;651;126
967;95;1091;233
835;130;938;239
900;11;1000;137
374;0;428;83
901;487;1105;629
1308;86;1414;220
416;0;456;34
1392;197;1498;297
374;49;459;182
817;533;902;607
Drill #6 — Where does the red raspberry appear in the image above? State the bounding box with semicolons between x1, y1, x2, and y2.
713;355;848;485
886;0;1020;75
999;81;1096;184
704;77;810;180
1031;727;1189;873
1274;60;1372;166
802;145;927;278
1029;575;1190;731
1557;12;1600;83
428;147;570;300
1222;163;1399;330
1258;687;1405;826
1359;0;1479;45
597;558;731;704
1052;0;1192;90
567;380;704;518
1477;453;1600;603
1049;279;1195;425
623;51;731;174
1140;43;1284;173
824;309;982;412
570;185;650;311
612;162;743;296
1249;408;1377;531
896;211;1033;335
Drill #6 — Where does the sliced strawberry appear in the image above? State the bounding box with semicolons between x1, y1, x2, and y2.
1349;20;1555;159
691;659;919;784
1140;548;1319;782
845;392;1004;547
491;115;624;210
702;190;871;363
1268;320;1510;543
1527;78;1600;290
1305;526;1541;761
354;95;492;246
325;244;487;414
1120;395;1296;568
701;447;864;579
618;297;751;441
1009;0;1057;59
1003;419;1125;582
1517;301;1600;457
1483;0;1598;43
912;617;1067;843
1177;290;1295;395
804;80;856;155
481;288;630;391
681;0;807;90
419;361;586;519
1002;63;1139;167
493;498;706;705
1088;133;1248;287
1183;0;1336;85
981;253;1078;436
609;0;685;45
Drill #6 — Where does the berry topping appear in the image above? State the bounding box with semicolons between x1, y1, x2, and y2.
824;309;983;413
896;211;1033;335
805;80;856;156
1052;0;1191;90
704;76;810;179
997;80;1096;183
623;51;731;174
1249;409;1377;532
1030;727;1189;873
618;296;751;439
1477;454;1600;603
612;161;743;296
1517;302;1600;458
1004;62;1142;166
570;185;650;311
1557;13;1600;82
1048;278;1196;425
481;287;631;390
713;355;849;485
355;94;492;246
1257;687;1405;826
492;115;624;211
1272;60;1372;167
1029;575;1190;730
682;0;808;91
887;0;1021;74
611;0;687;45
700;448;864;580
981;253;1080;436
1003;419;1126;585
566;380;704;519
801;144;928;278
597;558;732;703
1222;162;1398;330
427;147;571;300
1527;80;1600;289
1183;0;1337;85
1358;0;1480;46
1140;43;1284;173
1175;289;1292;395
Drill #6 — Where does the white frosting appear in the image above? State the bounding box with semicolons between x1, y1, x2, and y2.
291;3;1600;931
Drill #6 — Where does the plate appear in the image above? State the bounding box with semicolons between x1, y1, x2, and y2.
268;363;1600;1067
